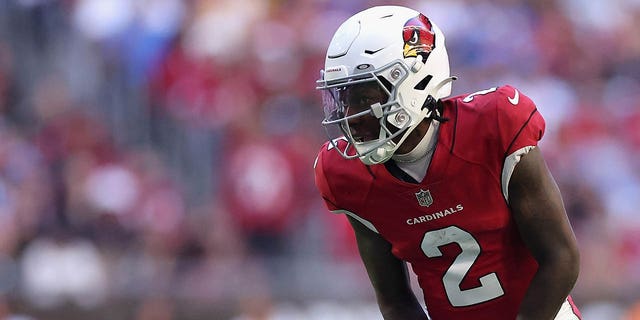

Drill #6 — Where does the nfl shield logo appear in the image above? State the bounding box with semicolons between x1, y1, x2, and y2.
415;189;433;207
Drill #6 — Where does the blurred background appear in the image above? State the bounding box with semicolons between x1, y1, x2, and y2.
0;0;639;319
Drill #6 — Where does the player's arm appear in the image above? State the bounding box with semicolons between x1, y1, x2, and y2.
347;215;427;320
508;147;580;320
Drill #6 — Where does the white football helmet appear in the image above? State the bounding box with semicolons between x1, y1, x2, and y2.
316;6;455;165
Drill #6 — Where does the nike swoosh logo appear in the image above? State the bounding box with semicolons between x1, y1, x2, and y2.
508;88;519;105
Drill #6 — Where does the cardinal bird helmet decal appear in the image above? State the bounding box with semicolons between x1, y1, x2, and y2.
402;14;436;59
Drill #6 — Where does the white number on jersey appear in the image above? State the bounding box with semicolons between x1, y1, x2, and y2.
462;87;498;103
421;226;504;307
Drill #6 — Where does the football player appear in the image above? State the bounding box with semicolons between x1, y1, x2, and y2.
314;6;582;320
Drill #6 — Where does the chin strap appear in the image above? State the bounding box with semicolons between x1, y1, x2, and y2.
422;76;458;122
358;76;458;166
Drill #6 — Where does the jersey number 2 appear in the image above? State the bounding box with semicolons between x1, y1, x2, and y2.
421;226;504;307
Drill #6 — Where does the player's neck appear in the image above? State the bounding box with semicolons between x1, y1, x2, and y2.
389;121;439;183
393;120;439;163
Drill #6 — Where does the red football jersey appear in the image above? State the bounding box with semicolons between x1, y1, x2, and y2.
315;86;547;320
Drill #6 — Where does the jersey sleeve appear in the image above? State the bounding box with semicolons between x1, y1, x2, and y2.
494;86;546;201
314;142;340;211
495;85;546;155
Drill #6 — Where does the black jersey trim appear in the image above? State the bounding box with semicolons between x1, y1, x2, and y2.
384;160;419;184
450;100;459;154
504;108;538;159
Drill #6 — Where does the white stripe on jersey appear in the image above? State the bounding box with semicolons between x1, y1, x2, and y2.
502;145;535;202
331;209;379;233
554;297;581;320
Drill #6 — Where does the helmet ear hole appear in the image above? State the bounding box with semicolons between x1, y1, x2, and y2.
414;75;432;90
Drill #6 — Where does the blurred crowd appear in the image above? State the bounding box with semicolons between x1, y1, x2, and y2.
0;0;639;319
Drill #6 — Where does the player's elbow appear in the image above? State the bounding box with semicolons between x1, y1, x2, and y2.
540;241;580;287
564;243;580;285
559;248;580;295
561;238;580;277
